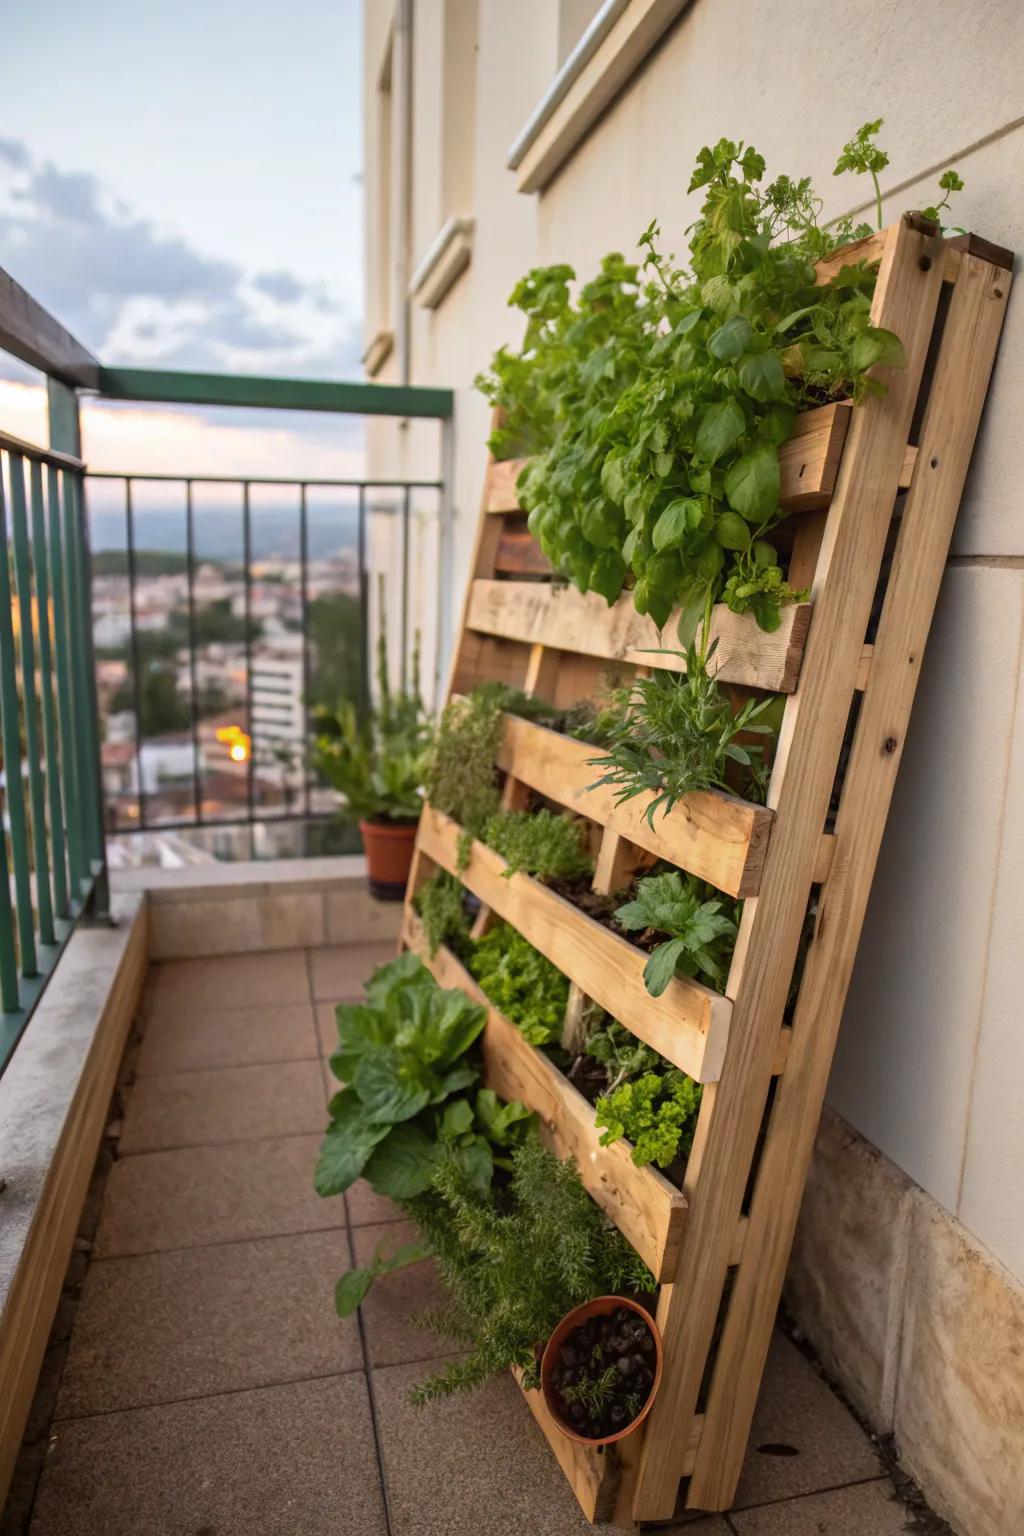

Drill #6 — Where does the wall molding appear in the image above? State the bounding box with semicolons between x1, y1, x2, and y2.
409;217;474;311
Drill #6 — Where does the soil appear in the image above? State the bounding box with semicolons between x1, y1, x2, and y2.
549;1307;657;1440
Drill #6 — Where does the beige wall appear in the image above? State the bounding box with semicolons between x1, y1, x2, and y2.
361;0;1024;1277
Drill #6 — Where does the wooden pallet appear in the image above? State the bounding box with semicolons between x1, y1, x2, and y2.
401;217;1012;1525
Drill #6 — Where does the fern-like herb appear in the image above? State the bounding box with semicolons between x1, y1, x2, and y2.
483;808;593;883
426;690;505;855
406;1136;653;1401
587;600;777;822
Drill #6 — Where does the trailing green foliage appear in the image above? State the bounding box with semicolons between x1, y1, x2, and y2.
615;870;738;997
467;921;569;1045
586;605;777;821
477;126;965;634
425;689;505;849
595;1071;703;1170
314;954;531;1202
417;870;471;957
313;586;431;822
483;808;593;883
406;1136;654;1400
831;116;965;233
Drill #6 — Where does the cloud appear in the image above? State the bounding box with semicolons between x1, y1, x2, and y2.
253;269;306;304
0;140;360;382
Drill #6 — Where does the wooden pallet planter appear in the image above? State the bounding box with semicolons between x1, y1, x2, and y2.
402;218;1012;1525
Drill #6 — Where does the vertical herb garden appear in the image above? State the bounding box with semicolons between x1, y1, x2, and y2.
315;124;1011;1525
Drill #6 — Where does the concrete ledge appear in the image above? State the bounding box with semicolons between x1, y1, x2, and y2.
112;858;402;960
787;1106;1024;1536
0;894;148;1507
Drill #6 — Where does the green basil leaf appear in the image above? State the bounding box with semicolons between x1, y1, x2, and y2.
590;550;627;604
851;325;906;372
695;398;746;465
738;351;786;402
652;498;699;552
724;441;779;522
643;938;688;998
714;511;751;551
707;314;754;361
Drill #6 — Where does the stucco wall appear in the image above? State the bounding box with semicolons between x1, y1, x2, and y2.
362;0;1024;1285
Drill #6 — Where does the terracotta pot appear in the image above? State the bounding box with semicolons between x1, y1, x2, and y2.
540;1296;663;1447
359;818;418;901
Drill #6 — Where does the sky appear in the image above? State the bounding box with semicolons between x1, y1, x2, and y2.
2;0;365;477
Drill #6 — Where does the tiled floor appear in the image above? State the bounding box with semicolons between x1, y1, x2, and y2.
27;944;918;1535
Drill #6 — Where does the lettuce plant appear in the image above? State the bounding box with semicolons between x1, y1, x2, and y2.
314;953;530;1202
467;921;569;1045
595;1071;703;1169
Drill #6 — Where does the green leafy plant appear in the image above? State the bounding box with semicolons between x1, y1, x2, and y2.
483;808;593;882
586;605;777;822
314;953;531;1202
417;870;471;957
833;118;965;234
577;1009;662;1093
406;1136;653;1400
479;129;917;635
313;586;431;823
467;921;569;1045
615;870;738;997
595;1070;703;1169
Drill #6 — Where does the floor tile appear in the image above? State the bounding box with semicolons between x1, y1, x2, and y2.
31;1374;386;1536
346;1177;402;1226
317;998;343;1056
374;1357;596;1536
731;1478;910;1533
57;1229;359;1416
352;1220;449;1367
322;1056;338;1104
733;1334;883;1508
137;1000;318;1075
149;950;311;1013
94;1135;341;1257
308;941;396;1001
119;1059;325;1152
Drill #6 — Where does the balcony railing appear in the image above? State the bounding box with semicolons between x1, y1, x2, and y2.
0;431;108;1068
0;264;453;1068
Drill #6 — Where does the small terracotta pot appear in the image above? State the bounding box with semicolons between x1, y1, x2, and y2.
541;1295;664;1447
359;818;418;901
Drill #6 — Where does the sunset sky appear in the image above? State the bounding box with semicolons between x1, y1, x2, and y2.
2;0;365;478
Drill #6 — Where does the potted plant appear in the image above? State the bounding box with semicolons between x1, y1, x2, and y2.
541;1295;663;1445
313;599;432;899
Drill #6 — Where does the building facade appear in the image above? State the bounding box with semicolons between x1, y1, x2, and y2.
360;5;1024;1531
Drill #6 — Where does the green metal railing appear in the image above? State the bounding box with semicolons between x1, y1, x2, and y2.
0;431;108;1071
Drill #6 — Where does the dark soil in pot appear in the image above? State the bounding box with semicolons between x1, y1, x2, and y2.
547;1305;658;1441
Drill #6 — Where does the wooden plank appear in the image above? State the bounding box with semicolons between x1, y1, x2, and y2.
416;805;731;1083
633;218;948;1520
487;404;850;519
687;248;1012;1511
514;1369;619;1522
495;712;773;899
467;580;811;693
0;904;148;1505
485;457;529;512
404;912;687;1281
0;266;100;388
495;524;554;576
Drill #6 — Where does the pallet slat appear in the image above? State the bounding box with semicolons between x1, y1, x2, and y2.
404;910;686;1281
467;580;811;693
494;712;772;899
417;804;731;1083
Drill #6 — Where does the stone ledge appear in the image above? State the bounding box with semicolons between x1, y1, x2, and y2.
787;1105;1024;1536
111;858;402;960
0;894;148;1507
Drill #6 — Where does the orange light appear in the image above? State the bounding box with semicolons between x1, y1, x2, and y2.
216;725;251;764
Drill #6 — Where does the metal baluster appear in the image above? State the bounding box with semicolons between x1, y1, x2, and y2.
185;479;202;823
124;477;145;830
72;473;110;912
0;462;37;976
357;484;368;716
34;464;69;921
401;484;410;691
46;466;81;901
61;469;95;875
243;481;254;845
299;483;311;818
